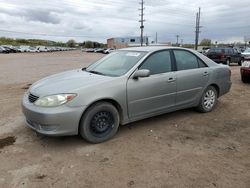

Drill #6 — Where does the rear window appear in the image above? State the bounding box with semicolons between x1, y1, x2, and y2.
209;48;225;53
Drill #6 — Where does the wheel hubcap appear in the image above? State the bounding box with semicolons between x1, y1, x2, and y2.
204;90;216;109
90;111;114;137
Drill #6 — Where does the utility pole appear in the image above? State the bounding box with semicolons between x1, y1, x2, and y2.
139;0;145;46
195;7;201;50
176;35;179;46
155;32;158;44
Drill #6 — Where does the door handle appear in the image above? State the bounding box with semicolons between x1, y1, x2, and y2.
203;72;209;76
168;77;176;83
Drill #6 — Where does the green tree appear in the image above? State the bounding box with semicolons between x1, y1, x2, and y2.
200;39;211;46
66;39;76;47
84;41;94;48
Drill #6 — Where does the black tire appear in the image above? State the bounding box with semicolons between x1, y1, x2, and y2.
196;86;218;113
79;102;120;143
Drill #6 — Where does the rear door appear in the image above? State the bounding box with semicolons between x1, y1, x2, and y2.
173;50;210;107
232;48;241;62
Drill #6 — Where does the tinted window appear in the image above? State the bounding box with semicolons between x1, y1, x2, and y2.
139;51;172;75
174;50;199;70
233;49;238;53
227;48;233;54
209;48;225;53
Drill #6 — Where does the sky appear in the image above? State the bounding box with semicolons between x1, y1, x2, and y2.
0;0;249;44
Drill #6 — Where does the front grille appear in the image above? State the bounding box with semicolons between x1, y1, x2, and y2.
28;93;39;103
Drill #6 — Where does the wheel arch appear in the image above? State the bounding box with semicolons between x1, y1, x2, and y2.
209;83;220;97
78;98;123;133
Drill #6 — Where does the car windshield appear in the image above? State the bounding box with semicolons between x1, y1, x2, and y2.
85;51;147;77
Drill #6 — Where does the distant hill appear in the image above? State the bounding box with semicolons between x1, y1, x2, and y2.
0;37;66;47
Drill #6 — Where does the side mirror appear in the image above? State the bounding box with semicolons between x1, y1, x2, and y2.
133;69;150;79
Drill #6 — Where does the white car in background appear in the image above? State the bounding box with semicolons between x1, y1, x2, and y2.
36;46;48;52
27;47;40;53
19;45;30;52
103;48;115;54
242;48;250;60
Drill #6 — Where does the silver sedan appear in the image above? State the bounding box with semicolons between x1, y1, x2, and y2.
22;47;232;143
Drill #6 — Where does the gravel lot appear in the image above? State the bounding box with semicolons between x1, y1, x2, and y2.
0;50;249;188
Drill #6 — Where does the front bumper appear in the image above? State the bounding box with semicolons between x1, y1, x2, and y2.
22;94;86;136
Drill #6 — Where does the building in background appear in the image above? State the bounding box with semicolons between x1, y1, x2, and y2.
107;36;148;49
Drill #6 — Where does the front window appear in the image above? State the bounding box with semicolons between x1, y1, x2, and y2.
139;50;172;75
86;51;146;77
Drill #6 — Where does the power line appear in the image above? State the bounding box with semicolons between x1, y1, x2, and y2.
139;0;145;46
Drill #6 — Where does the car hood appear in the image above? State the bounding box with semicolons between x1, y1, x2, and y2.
29;69;115;96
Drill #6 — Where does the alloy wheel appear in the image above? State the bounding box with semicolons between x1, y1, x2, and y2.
203;90;216;110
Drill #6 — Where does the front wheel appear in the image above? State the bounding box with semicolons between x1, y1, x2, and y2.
79;102;120;143
196;86;218;113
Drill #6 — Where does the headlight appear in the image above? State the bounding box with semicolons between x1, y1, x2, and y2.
34;94;77;107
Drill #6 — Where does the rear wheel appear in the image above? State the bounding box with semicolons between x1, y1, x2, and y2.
79;102;120;143
226;59;231;66
196;86;218;113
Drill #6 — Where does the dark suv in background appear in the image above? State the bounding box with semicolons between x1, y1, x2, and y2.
207;47;243;66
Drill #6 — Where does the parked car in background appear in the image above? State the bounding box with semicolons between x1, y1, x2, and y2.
22;47;231;143
36;46;48;52
19;45;30;52
2;45;19;53
27;47;40;53
241;48;250;60
0;46;10;53
94;48;104;53
207;47;243;65
240;56;250;83
3;46;17;53
103;48;115;54
86;48;95;52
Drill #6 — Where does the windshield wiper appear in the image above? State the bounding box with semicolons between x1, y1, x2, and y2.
87;70;105;75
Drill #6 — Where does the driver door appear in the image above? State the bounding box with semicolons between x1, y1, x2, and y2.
127;50;176;119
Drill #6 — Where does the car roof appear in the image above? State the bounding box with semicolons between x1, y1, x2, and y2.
119;46;189;52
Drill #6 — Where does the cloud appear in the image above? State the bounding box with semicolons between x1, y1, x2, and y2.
0;0;249;43
23;9;61;24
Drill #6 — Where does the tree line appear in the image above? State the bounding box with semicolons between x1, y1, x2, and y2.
0;37;106;48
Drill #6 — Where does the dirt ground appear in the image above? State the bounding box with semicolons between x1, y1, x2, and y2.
0;51;249;188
